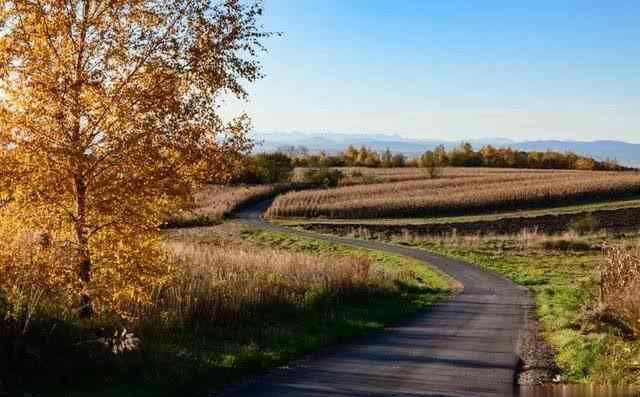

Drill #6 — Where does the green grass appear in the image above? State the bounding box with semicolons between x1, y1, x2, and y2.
384;232;640;385
274;196;640;226
20;225;449;397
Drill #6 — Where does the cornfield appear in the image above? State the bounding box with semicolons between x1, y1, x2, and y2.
266;169;640;219
166;168;462;227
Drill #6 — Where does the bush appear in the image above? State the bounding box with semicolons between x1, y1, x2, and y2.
569;215;600;235
228;158;262;184
302;167;344;188
345;170;379;185
541;239;593;252
254;153;294;184
419;151;443;179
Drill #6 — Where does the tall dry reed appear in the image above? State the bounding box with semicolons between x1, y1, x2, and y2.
155;241;392;326
601;245;640;337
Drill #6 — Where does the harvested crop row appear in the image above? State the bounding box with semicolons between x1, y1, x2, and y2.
266;170;640;219
283;172;570;204
269;171;581;210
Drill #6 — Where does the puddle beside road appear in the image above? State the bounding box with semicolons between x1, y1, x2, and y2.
519;385;640;397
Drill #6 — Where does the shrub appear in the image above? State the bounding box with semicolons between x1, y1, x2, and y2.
600;246;640;337
569;214;600;235
541;239;593;252
254;153;294;183
0;219;156;392
302;167;344;188
0;210;172;322
419;151;444;179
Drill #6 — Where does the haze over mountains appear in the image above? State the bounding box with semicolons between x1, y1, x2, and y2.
254;132;640;168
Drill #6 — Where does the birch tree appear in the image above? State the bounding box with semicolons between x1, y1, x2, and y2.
0;0;269;317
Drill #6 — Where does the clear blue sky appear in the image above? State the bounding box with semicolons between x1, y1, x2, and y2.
221;0;640;142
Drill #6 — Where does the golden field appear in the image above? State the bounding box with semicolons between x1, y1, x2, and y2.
166;167;457;226
294;166;434;185
266;168;640;219
165;184;279;227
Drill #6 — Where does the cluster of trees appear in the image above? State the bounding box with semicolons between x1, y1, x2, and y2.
421;143;624;171
279;145;407;168
228;141;631;188
277;143;626;171
230;153;296;184
231;152;344;187
234;141;628;187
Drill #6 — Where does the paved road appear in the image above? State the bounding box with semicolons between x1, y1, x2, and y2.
223;200;533;397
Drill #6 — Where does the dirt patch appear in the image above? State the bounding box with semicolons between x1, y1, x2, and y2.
296;207;640;237
517;315;559;385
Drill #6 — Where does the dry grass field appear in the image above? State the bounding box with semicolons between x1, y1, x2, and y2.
163;235;387;325
164;185;280;227
267;168;640;219
1;222;450;395
165;168;467;227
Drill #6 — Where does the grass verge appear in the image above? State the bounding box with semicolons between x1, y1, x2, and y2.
378;231;640;385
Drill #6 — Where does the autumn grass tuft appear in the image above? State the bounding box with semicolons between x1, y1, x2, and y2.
157;240;389;327
600;245;640;338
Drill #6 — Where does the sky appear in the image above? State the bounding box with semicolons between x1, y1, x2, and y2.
221;0;640;143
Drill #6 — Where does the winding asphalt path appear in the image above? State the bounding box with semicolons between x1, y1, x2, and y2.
223;200;533;397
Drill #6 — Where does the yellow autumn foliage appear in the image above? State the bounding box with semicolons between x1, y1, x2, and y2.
0;205;171;321
0;0;268;318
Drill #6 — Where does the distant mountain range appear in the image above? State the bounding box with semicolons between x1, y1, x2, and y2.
252;132;640;168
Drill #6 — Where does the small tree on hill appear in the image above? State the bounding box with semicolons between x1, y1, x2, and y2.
0;0;269;318
381;148;393;168
420;150;443;179
391;153;406;167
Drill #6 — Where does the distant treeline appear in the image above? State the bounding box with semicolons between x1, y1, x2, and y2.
276;143;628;171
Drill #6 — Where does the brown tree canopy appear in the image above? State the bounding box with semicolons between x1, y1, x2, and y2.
0;0;270;316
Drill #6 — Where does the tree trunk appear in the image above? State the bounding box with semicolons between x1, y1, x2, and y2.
74;176;93;319
78;248;93;319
